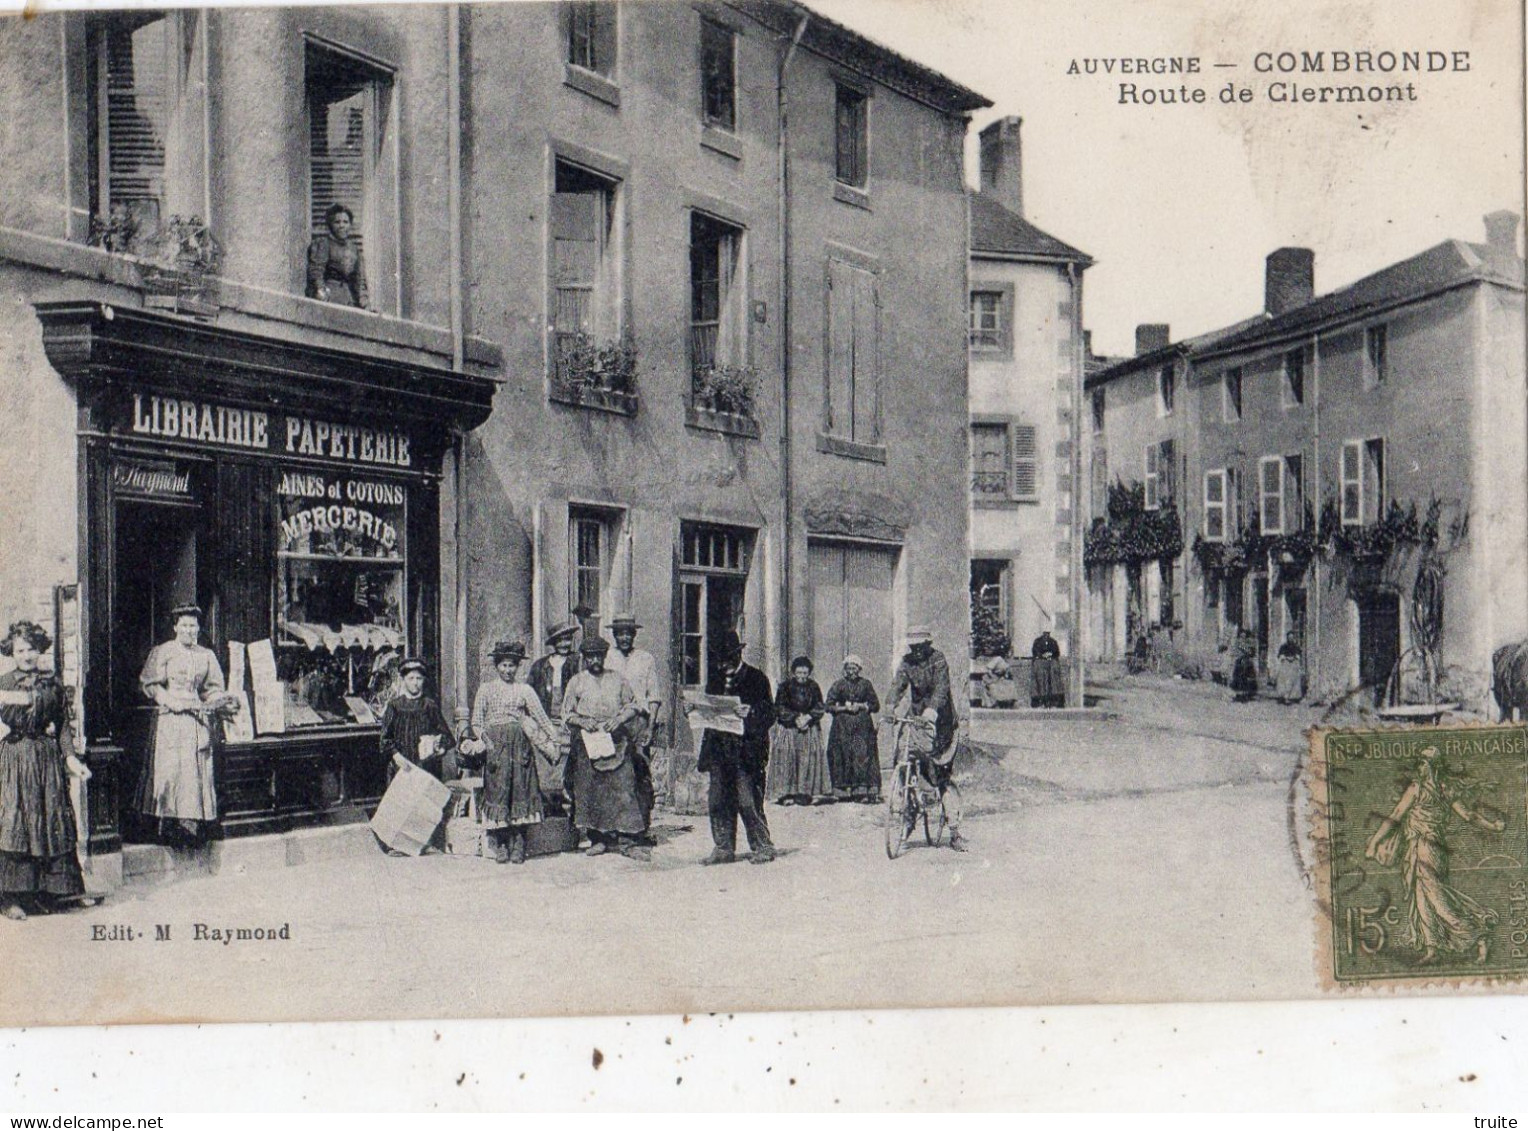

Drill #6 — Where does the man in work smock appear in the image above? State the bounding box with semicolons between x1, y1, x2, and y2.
888;625;967;852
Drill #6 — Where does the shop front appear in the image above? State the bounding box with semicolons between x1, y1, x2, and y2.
37;300;496;852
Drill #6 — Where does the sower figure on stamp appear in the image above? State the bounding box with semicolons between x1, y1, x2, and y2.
888;625;967;852
692;631;776;866
1365;744;1506;965
605;613;662;837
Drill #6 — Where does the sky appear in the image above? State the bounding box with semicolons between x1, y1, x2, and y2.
807;0;1526;357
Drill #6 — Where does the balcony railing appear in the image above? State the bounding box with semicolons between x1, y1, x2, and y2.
972;470;1010;496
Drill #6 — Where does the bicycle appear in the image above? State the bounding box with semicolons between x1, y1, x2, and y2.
884;715;949;859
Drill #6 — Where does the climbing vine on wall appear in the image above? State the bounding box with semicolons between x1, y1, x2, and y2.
1084;480;1183;567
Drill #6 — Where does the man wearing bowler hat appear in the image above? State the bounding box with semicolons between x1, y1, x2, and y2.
606;613;662;832
691;630;776;865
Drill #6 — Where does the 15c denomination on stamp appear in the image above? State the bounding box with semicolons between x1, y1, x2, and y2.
1309;725;1528;987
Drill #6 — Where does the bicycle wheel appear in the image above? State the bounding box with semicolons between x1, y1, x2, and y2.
885;762;913;860
926;789;948;848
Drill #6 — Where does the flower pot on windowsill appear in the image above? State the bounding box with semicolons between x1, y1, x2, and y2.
685;397;759;438
550;380;639;416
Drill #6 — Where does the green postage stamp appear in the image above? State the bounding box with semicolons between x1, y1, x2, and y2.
1309;725;1528;986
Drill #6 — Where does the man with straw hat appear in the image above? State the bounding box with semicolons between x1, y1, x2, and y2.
606;612;662;832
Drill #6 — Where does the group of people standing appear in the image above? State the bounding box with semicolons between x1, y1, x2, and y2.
764;655;883;806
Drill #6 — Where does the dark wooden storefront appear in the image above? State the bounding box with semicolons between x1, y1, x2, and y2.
37;301;496;852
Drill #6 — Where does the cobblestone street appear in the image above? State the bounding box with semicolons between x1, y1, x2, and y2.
1;675;1332;1025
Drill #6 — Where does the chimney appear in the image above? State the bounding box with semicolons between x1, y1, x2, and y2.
978;115;1023;217
1484;210;1521;258
1135;323;1170;356
1265;248;1315;316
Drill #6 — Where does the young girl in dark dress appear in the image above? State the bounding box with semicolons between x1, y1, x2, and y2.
379;659;456;781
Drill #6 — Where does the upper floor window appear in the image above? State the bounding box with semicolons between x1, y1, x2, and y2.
566;2;615;76
690;211;747;394
825;257;880;446
1340;439;1385;526
968;289;1011;354
1203;469;1228;542
1144;438;1175;510
1156;364;1175;417
1258;455;1286;535
700;18;736;132
1091;388;1106;434
834;84;868;189
550;159;622;381
87;11;207;245
970;421;1038;503
1223;367;1243;422
1282;347;1306;407
306;40;396;313
1365;325;1389;388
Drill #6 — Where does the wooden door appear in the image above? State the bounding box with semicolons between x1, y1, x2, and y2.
1358;589;1401;704
808;542;897;689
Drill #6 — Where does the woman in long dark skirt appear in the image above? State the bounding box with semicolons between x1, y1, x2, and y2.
465;640;558;864
766;656;830;805
824;655;882;802
1230;630;1260;703
0;621;89;920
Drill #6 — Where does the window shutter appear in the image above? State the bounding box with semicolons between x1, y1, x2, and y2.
1204;470;1226;541
592;3;617;76
1341;442;1363;525
1158;440;1177;507
825;260;854;435
1144;445;1160;510
1012;424;1038;500
851;271;880;443
103;17;171;227
1259;456;1284;535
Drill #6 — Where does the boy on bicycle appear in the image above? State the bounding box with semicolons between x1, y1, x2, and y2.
887;625;968;852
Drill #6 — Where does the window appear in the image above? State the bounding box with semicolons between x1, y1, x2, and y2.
1259;455;1285;535
1157;365;1175;417
690;211;746;391
1282;347;1306;407
87;11;207;241
834;84;868;188
565;1;615;76
1284;454;1305;527
700;18;736;131
969;289;1013;355
551;160;622;381
1090;448;1109;519
1223;367;1243;422
970;422;1038;503
679;522;752;689
970;559;1012;647
276;469;407;728
1204;469;1228;542
1091;388;1105;434
1341;439;1386;525
568;507;614;637
1145;439;1175;510
306;40;397;312
1365;325;1388;388
825;257;880;445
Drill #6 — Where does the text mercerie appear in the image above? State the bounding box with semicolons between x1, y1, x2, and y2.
130;394;411;467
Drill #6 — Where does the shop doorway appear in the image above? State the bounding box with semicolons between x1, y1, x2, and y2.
1357;589;1401;705
676;522;754;693
112;497;207;838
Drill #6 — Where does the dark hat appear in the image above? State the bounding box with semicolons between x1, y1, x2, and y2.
399;658;428;677
580;635;611;656
546;619;580;644
490;640;526;662
170;604;204;622
609;613;642;631
714;630;744;658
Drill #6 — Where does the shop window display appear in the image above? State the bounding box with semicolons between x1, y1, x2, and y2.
275;469;408;727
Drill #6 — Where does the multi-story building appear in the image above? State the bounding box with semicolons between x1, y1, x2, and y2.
0;7;503;874
463;1;986;792
0;0;988;869
1085;216;1526;708
966;116;1091;679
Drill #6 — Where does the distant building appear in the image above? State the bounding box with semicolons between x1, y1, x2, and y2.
966;116;1092;676
1085;215;1526;707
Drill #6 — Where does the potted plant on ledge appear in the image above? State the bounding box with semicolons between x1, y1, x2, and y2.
690;363;759;436
551;332;640;414
139;216;222;319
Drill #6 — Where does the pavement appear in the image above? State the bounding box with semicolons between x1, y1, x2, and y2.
1;676;1335;1026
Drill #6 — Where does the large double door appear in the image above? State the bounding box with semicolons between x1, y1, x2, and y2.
807;541;898;690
